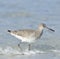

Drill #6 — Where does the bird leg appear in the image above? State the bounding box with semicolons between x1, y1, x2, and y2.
28;44;31;51
18;43;22;51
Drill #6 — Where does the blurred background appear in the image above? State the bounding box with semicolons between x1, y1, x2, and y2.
0;0;60;59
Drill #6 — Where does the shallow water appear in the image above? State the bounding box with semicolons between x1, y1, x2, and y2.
0;0;60;59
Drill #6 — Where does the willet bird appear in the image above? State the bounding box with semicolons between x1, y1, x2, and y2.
8;23;55;50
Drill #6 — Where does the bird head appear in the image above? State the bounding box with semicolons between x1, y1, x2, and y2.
38;23;55;32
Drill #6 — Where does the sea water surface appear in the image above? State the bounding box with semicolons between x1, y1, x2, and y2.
0;0;60;59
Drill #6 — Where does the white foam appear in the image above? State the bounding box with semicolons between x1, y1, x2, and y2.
0;47;21;55
0;46;60;55
0;46;45;55
51;50;60;53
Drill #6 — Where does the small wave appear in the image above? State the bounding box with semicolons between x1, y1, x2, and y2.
0;46;60;55
0;47;21;55
0;46;45;55
51;50;60;53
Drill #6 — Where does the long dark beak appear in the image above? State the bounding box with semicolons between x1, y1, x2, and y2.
46;26;55;32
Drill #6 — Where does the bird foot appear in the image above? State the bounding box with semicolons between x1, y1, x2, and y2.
18;44;22;51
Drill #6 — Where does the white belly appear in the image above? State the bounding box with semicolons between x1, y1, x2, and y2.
10;33;36;43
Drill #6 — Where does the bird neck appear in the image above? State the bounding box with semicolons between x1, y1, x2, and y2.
37;26;44;32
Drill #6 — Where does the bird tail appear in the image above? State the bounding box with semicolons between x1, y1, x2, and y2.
8;30;11;33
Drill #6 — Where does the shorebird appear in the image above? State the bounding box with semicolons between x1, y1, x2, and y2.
8;23;55;50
